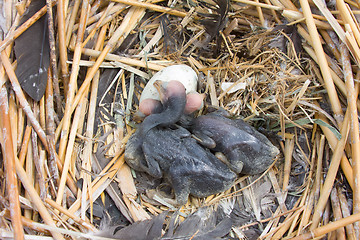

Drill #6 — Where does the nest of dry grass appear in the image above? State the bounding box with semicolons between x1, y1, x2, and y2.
0;0;360;239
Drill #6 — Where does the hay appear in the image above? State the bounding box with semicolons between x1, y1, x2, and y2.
0;0;360;239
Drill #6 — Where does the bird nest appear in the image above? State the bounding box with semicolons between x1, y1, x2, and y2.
0;0;359;239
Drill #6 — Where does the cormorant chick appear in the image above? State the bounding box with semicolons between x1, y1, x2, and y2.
139;80;187;136
139;82;203;116
126;80;188;177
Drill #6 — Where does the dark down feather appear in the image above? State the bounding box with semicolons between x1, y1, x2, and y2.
14;0;50;101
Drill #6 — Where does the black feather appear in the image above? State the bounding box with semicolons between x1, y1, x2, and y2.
97;211;167;240
14;0;50;101
96;206;235;239
198;0;229;39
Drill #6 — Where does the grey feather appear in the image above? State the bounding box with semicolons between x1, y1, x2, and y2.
14;0;50;101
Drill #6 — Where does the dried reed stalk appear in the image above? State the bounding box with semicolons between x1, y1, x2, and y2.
299;0;343;124
58;0;89;163
56;98;86;206
45;70;59;188
65;0;81;45
282;137;294;192
14;152;64;240
61;154;125;221
80;23;107;222
310;111;350;229
287;139;317;236
0;86;24;239
18;125;32;166
337;0;360;47
0;1;56;52
316;112;354;189
81;48;166;71
337;186;357;240
57;0;69;82
330;187;346;239
340;42;360;238
235;0;283;10
3;210;48;234
268;168;288;213
67;6;146;131
112;0;187;17
46;0;61;114
45;198;96;231
293;212;360;240
0;51;49;150
81;2;115;48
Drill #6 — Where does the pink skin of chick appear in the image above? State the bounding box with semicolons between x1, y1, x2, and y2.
139;80;204;116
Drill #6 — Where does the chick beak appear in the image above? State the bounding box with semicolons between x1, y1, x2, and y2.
153;80;168;104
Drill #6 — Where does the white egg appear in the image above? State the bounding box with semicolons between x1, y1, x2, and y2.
140;64;198;102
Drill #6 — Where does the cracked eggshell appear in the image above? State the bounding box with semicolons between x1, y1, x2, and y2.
140;65;198;102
